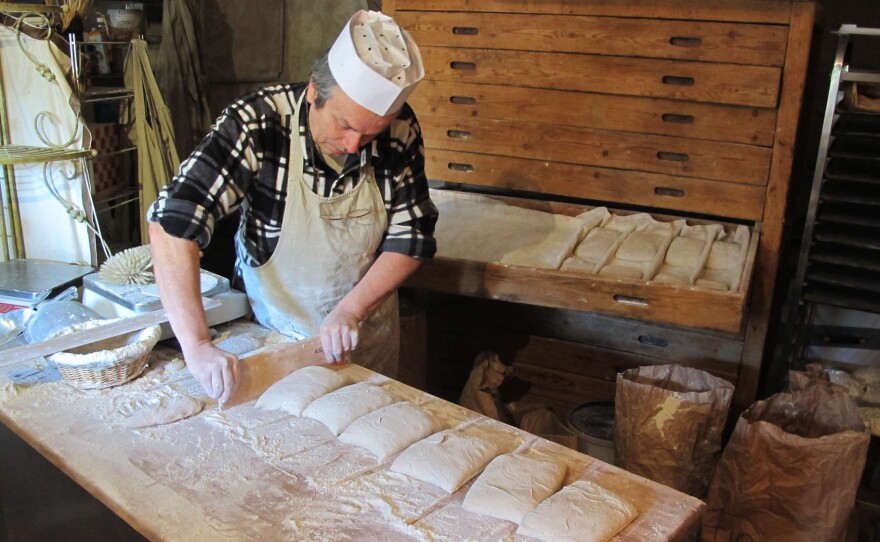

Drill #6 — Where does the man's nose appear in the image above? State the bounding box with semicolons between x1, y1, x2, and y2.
342;132;361;154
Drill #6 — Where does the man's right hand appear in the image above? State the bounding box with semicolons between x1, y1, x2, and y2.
182;341;239;403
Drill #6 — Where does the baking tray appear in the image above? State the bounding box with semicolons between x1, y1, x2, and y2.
0;259;95;301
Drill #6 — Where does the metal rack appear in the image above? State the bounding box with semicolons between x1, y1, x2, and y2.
787;25;880;368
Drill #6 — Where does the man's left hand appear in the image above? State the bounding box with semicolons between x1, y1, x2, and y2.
319;305;363;363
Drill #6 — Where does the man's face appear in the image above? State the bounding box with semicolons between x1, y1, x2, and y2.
306;82;397;159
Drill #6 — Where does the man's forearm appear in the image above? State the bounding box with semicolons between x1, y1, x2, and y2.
148;221;212;351
337;251;423;320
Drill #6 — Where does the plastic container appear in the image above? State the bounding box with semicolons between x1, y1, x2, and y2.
25;299;102;343
567;401;616;464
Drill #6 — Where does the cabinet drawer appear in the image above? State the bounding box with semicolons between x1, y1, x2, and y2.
419;115;773;185
406;194;761;333
398;11;788;66
410;80;777;146
421;46;781;107
392;0;793;25
424;149;767;221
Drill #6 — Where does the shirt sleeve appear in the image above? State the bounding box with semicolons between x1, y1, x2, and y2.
378;105;438;259
147;101;258;249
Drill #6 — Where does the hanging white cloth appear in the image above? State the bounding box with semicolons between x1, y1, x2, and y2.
0;25;94;264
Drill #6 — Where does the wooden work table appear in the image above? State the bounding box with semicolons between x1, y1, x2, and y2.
0;319;704;541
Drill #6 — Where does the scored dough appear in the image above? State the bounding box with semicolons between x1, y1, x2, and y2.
338;401;441;462
301;382;396;435
255;365;350;417
517;479;639;542
462;452;566;524
389;429;501;493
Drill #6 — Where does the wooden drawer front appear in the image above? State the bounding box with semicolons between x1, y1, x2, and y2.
425;149;766;221
421;47;781;108
420;116;772;185
426;293;745;365
398;12;788;66
392;0;793;25
410;80;777;146
406;232;759;333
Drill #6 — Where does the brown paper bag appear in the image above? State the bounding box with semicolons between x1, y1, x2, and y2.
615;364;734;497
702;385;870;542
458;351;513;424
518;406;578;450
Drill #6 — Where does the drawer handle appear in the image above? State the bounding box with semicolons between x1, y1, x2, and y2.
662;75;695;86
450;95;476;105
657;151;689;163
447;130;472;140
448;162;474;172
655;186;686;198
453;26;480;36
669;36;703;48
613;295;649;308
451;61;477;71
638;335;669;348
661;113;694;124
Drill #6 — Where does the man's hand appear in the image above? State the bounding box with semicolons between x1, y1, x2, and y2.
319;305;363;363
182;341;239;403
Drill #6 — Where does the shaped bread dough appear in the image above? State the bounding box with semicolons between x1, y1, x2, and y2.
302;382;396;435
389;429;501;493
517;480;639;542
665;236;706;268
121;395;204;429
255;365;350;416
338;401;441;462
561;256;599;274
462;453;566;524
599;262;645;279
706;241;742;270
499;223;586;270
616;231;664;263
574;228;622;260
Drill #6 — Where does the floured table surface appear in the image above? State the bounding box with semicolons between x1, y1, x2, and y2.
0;320;703;542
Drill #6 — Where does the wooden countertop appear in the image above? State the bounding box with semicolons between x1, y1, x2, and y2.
0;321;704;541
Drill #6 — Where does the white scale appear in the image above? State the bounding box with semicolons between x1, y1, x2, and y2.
81;269;252;340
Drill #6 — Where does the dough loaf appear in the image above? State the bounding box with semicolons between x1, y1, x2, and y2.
338;401;441;462
462;452;566;524
517;479;639;542
121;395;203;429
574;228;622;260
255;365;350;417
302;382;396;435
665;236;706;268
616;231;663;263
706;241;741;270
389;429;501;493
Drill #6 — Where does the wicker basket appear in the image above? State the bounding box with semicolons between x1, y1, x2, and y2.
48;321;162;390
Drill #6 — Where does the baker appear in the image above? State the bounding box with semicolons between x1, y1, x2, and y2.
147;10;438;403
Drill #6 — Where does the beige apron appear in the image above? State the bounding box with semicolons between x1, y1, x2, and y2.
241;93;399;377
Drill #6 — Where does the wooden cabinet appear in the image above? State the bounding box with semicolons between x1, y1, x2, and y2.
385;0;815;412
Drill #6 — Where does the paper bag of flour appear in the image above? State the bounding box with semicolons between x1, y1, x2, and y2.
458;351;513;424
702;385;869;542
615;364;734;498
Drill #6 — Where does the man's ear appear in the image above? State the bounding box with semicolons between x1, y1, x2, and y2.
306;81;317;106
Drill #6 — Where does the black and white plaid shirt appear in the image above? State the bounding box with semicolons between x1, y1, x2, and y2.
148;83;437;268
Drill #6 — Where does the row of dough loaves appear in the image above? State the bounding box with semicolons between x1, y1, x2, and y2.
255;365;639;542
431;189;750;291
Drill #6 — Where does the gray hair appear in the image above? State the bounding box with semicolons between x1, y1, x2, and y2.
310;53;338;109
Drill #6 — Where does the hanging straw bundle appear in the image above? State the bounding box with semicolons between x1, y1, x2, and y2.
48;0;92;32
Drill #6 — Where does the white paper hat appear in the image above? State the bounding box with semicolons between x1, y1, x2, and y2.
328;10;424;116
